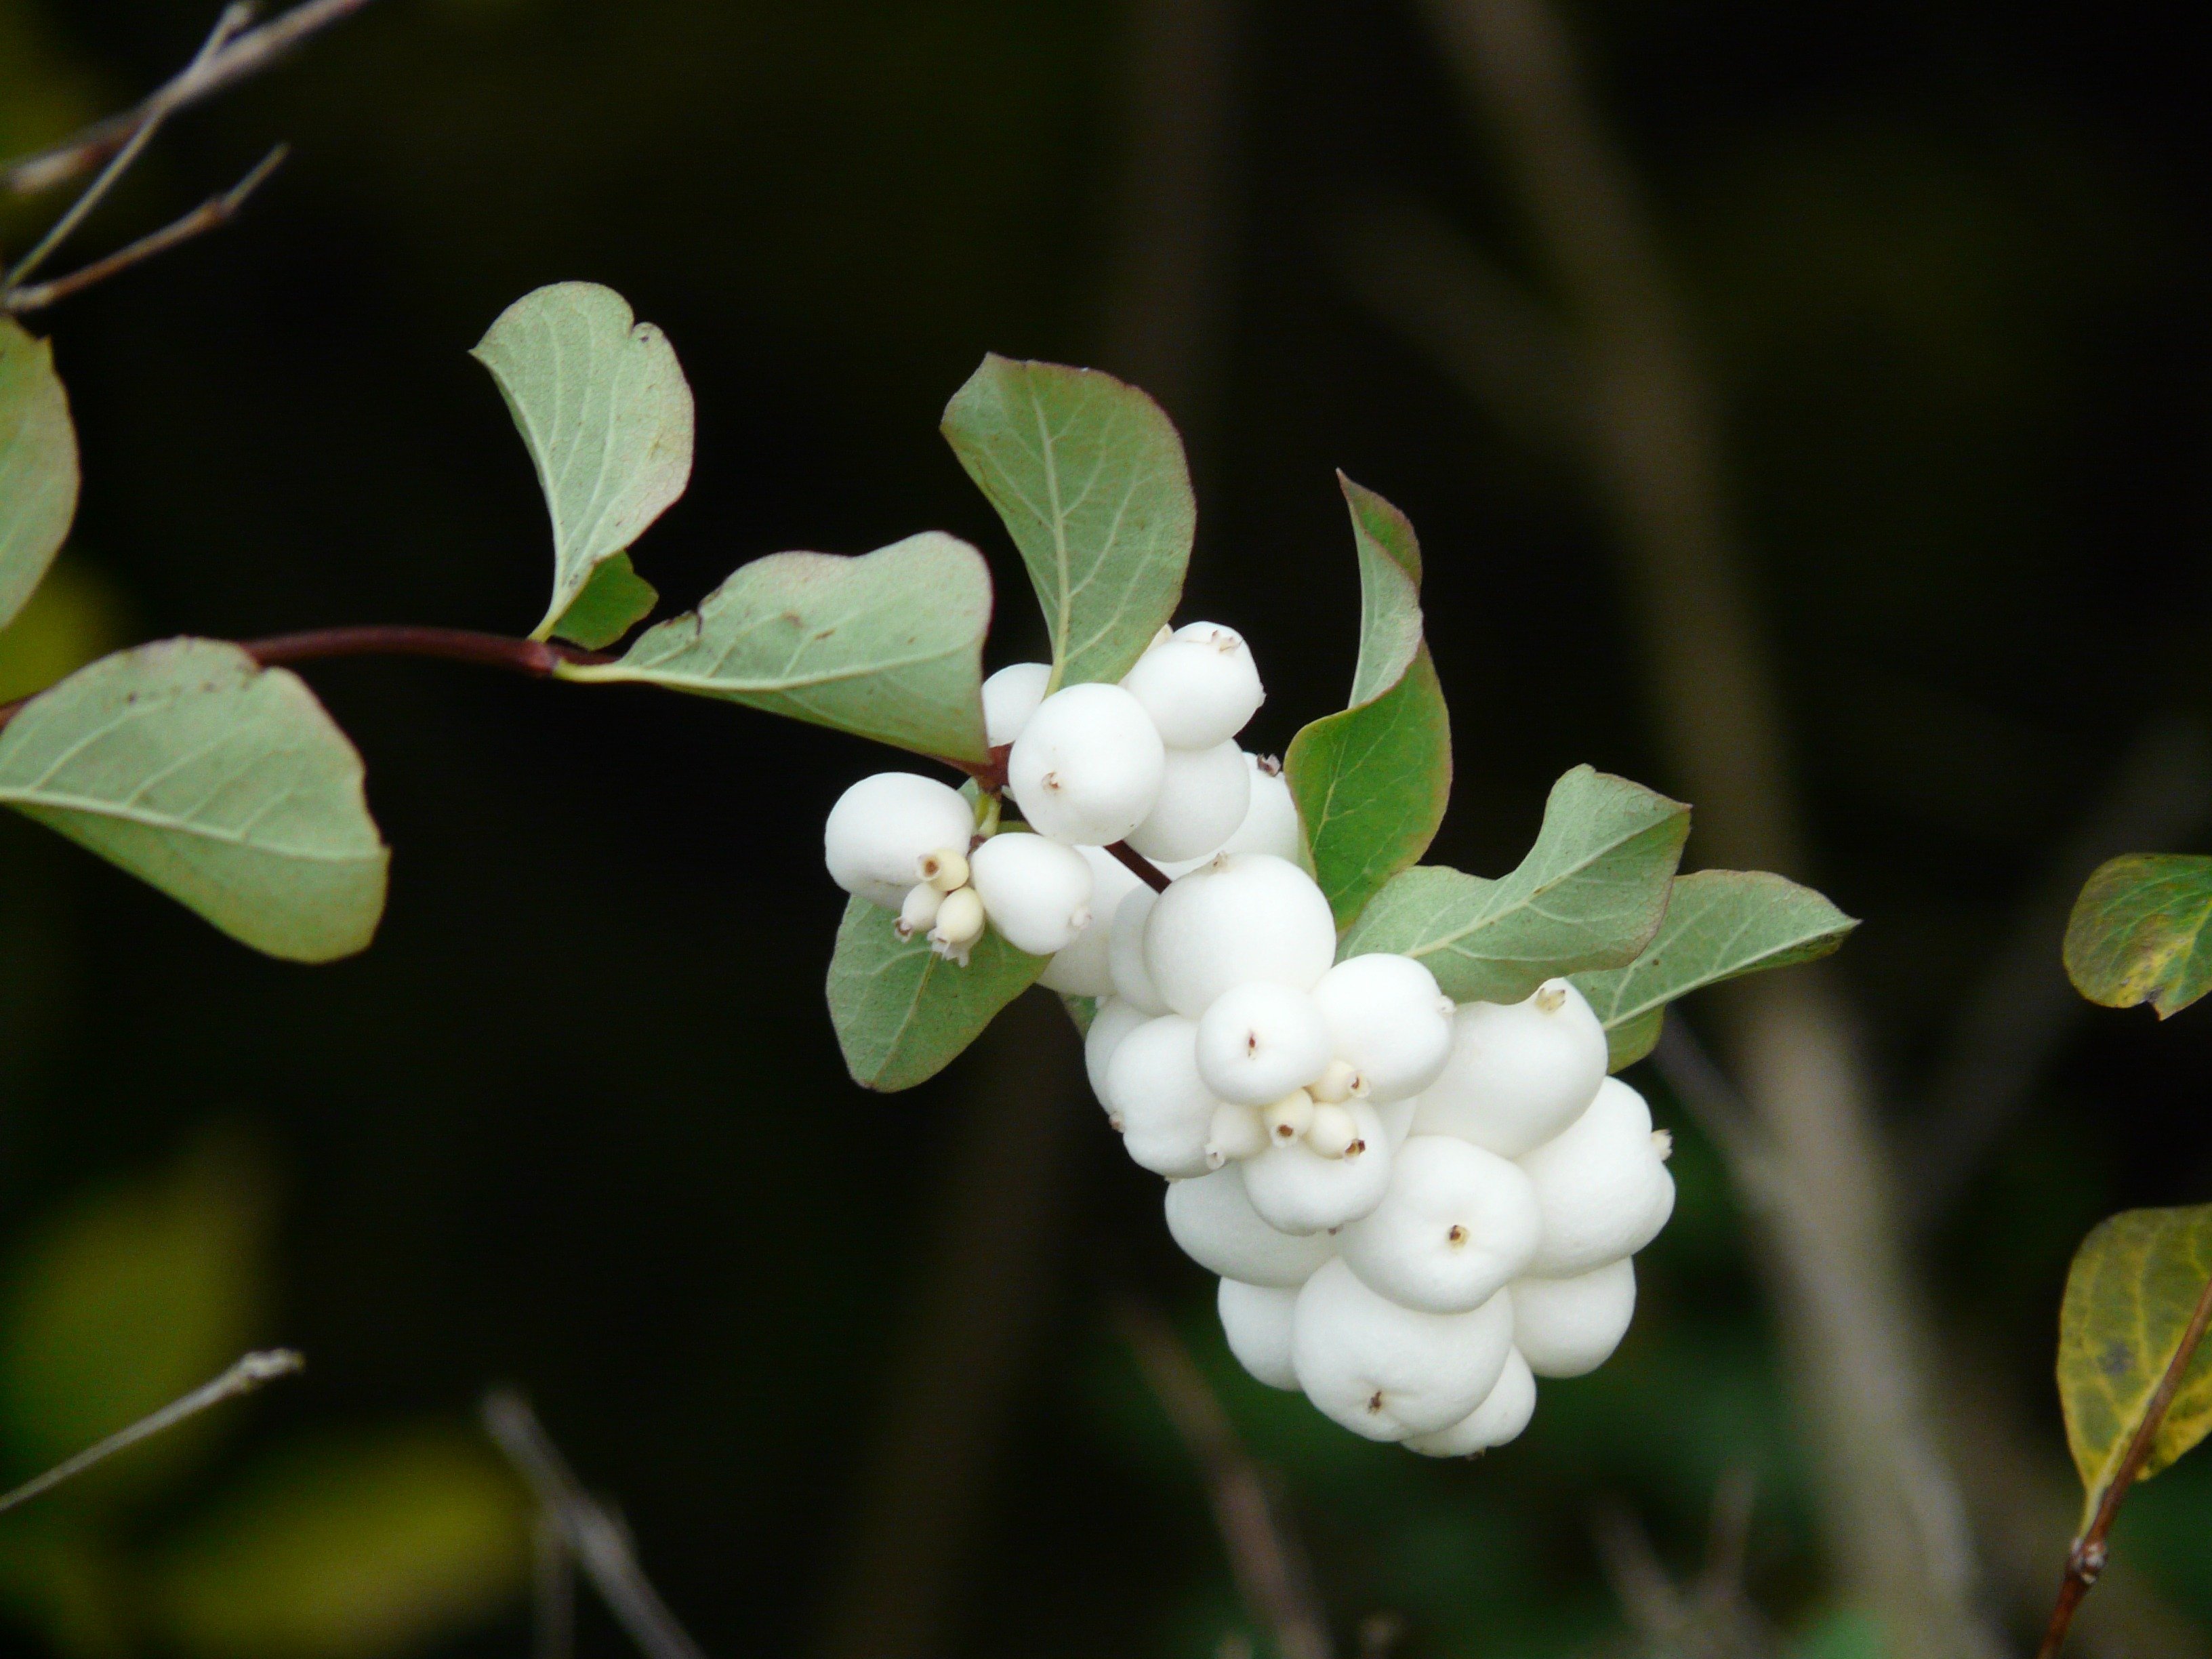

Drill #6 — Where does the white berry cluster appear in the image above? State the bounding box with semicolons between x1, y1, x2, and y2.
823;623;1675;1455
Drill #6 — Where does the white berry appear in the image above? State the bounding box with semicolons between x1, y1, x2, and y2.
1127;739;1252;862
1292;1261;1515;1441
1107;885;1170;1014
1338;1135;1540;1313
1103;1015;1221;1179
1143;853;1338;1017
1194;981;1333;1106
1038;844;1145;996
1006;682;1166;845
1401;1347;1538;1456
1120;622;1265;749
1313;954;1454;1104
823;773;975;911
1218;755;1304;861
1164;1166;1338;1286
1517;1078;1675;1277
1206;1101;1269;1166
1218;1279;1300;1391
1410;979;1608;1157
966;832;1092;957
928;885;985;962
1241;1101;1393;1233
1082;997;1149;1121
1510;1258;1637;1378
981;661;1051;747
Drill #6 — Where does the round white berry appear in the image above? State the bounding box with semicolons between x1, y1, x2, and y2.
1164;1167;1338;1286
1517;1078;1675;1277
1119;622;1265;749
1337;1136;1540;1314
1509;1258;1637;1378
1205;1101;1269;1166
1313;954;1454;1104
1103;1015;1221;1179
1038;846;1144;996
1241;1101;1393;1233
1193;981;1333;1107
1218;1279;1300;1390
981;661;1051;747
1401;1347;1538;1456
1127;740;1252;862
1107;885;1170;1014
1410;979;1608;1157
1143;853;1338;1017
1082;997;1150;1122
1006;682;1166;845
967;832;1094;956
1291;1261;1515;1441
1218;755;1303;861
823;773;975;911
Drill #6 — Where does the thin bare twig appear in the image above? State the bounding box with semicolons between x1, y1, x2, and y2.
481;1391;709;1659
3;0;382;199
1111;1294;1336;1659
1107;838;1175;892
2034;1270;2212;1659
5;144;289;314
0;1349;301;1515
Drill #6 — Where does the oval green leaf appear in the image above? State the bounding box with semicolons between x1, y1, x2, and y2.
565;531;993;764
0;318;78;633
2064;853;2212;1019
0;638;389;962
941;354;1191;690
471;283;694;641
546;548;657;651
1338;765;1689;1003
826;895;1047;1091
2058;1204;2212;1533
1286;476;1451;928
1573;869;1858;1069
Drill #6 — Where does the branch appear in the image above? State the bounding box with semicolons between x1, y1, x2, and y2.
480;1391;710;1659
0;1349;301;1515
2035;1269;2212;1659
1107;838;1174;893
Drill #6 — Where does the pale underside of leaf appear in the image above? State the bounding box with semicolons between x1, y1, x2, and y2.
564;531;992;764
2064;853;2212;1019
941;354;1191;690
0;638;388;962
471;282;695;639
1572;869;1858;1069
2058;1204;2212;1533
0;317;80;634
825;896;1046;1090
1336;471;1423;705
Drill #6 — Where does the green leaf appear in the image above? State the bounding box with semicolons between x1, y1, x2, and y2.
151;1429;527;1659
941;354;1191;689
0;1135;268;1513
0;638;389;963
1285;476;1451;928
0;318;78;634
1572;869;1858;1070
1060;993;1097;1036
547;549;657;650
471;283;694;640
564;531;993;764
826;895;1047;1090
2064;853;2212;1019
2057;1204;2212;1534
1338;766;1689;1003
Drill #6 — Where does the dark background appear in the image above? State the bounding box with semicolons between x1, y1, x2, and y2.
3;0;2212;1654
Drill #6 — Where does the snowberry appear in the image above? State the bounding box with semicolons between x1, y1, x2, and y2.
981;661;1051;747
1292;1261;1515;1441
1217;755;1303;861
896;882;943;940
1309;1059;1368;1105
823;773;976;911
1217;1279;1300;1391
1006;682;1166;845
1038;846;1145;996
1261;1088;1315;1146
1143;853;1338;1017
968;832;1093;956
1410;979;1608;1157
1511;1258;1637;1378
1306;1103;1361;1160
1338;1136;1540;1313
1313;954;1454;1104
1164;1167;1338;1286
1194;981;1333;1107
1107;886;1170;1014
1082;997;1150;1121
1205;1102;1269;1166
928;886;985;963
1103;1015;1221;1179
1401;1347;1538;1457
1127;740;1252;862
1120;622;1265;749
1517;1078;1675;1277
1241;1101;1393;1233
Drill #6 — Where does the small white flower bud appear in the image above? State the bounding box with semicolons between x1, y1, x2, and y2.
824;772;978;910
928;886;985;963
895;882;943;940
918;846;970;893
1205;1102;1268;1167
1309;1059;1368;1105
1262;1088;1315;1145
1306;1103;1360;1160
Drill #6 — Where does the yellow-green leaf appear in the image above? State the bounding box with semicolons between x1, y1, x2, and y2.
2064;853;2212;1019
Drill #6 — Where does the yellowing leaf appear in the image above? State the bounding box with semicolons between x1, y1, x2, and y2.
2064;853;2212;1019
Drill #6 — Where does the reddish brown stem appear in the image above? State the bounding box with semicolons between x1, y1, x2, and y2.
1106;839;1173;893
